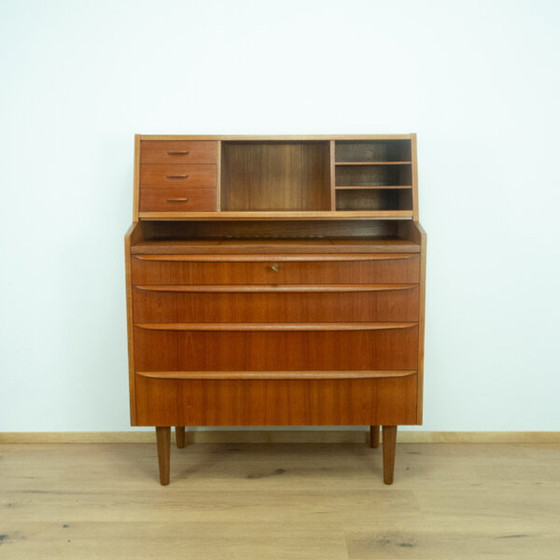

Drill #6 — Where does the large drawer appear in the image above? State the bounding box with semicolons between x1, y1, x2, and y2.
140;164;216;188
133;325;419;371
131;254;421;285
132;284;420;323
133;375;419;426
139;188;216;212
140;141;218;164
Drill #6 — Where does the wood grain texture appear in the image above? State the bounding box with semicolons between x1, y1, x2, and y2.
139;187;216;212
137;210;415;220
133;134;141;221
3;431;560;444
2;442;559;559
140;164;217;188
134;376;418;426
175;426;186;448
124;223;139;424
133;218;410;243
140;133;416;140
155;427;170;485
416;221;427;422
131;254;421;285
369;425;380;448
382;425;397;484
126;134;426;486
137;370;416;380
132;284;420;323
140;140;218;164
221;141;331;211
132;327;419;371
411;133;419;221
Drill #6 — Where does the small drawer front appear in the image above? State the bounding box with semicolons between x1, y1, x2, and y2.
131;255;420;285
139;188;216;212
140;141;218;164
133;326;419;371
132;285;420;323
140;164;216;188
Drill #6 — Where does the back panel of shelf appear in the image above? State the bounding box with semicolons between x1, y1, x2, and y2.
221;141;331;211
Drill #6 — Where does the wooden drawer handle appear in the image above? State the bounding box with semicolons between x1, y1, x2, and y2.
167;151;190;156
270;264;280;272
166;198;189;203
166;174;189;180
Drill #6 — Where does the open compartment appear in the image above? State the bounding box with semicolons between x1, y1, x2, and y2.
335;140;412;163
220;141;331;211
127;219;423;254
336;189;412;211
335;163;412;187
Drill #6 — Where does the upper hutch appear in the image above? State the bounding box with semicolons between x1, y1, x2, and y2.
125;134;426;485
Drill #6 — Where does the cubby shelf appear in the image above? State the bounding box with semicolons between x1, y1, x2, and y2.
335;161;412;166
335;186;412;190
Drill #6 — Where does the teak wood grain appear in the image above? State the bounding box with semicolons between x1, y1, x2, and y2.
134;376;418;426
133;327;419;374
132;285;420;323
139;187;216;212
140;140;218;164
126;134;426;485
131;254;421;285
140;164;217;188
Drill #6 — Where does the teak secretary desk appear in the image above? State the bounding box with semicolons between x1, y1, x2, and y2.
125;134;426;485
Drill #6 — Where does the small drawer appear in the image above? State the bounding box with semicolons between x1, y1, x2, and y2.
140;141;217;164
139;188;216;212
140;164;216;188
132;285;420;323
131;254;421;285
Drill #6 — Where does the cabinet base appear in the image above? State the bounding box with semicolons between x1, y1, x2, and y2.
154;425;398;485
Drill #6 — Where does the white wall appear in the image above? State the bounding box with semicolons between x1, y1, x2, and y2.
1;0;559;432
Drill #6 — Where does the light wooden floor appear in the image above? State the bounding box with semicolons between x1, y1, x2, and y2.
1;441;559;559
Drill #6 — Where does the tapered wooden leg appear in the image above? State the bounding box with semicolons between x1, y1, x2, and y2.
382;425;397;485
369;425;380;448
155;427;171;486
176;426;186;449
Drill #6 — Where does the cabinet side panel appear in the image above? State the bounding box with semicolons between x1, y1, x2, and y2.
125;224;138;424
416;222;427;423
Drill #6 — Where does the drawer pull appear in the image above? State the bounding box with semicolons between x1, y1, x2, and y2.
270;264;280;272
167;150;190;156
166;174;190;180
166;198;189;203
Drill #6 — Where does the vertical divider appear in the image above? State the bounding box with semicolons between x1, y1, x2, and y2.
411;134;419;221
132;134;141;221
329;140;336;211
216;140;222;211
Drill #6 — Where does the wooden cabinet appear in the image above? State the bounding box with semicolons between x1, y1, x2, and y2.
125;134;426;485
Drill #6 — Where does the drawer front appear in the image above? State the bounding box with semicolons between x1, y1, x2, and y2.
132;285;420;323
140;164;216;188
140;141;218;164
134;375;419;426
139;188;216;212
131;255;420;285
133;326;419;371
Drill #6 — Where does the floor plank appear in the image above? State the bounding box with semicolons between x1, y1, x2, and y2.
1;442;559;559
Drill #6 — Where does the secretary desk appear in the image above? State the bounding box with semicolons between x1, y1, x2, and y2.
125;134;426;485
